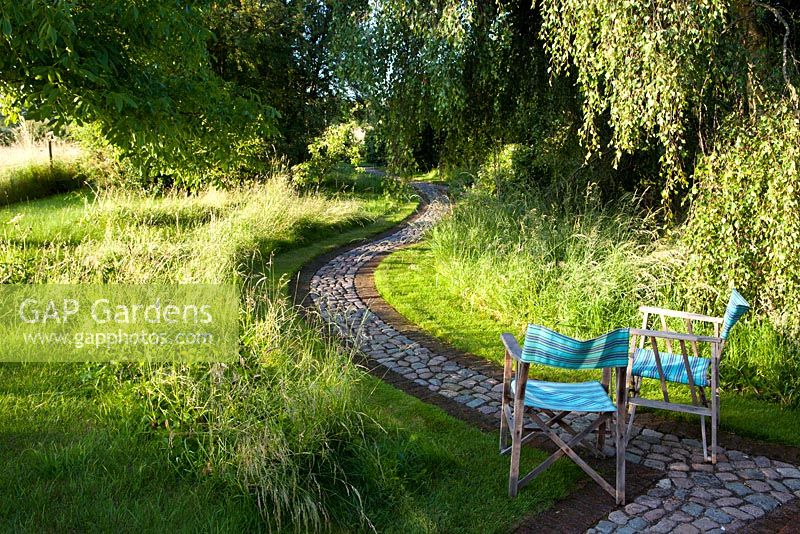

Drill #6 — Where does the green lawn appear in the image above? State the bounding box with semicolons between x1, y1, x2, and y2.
0;363;262;532
358;377;580;533
375;244;800;448
0;190;98;245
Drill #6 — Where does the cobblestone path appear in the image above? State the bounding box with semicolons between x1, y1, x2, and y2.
306;183;800;533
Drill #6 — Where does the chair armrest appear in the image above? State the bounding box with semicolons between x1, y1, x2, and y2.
500;333;523;362
639;305;724;325
629;328;722;344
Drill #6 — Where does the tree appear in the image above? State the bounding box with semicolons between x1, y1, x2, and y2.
538;0;798;204
208;0;349;163
0;0;276;185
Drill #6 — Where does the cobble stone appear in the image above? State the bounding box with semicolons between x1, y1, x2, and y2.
643;508;666;522
623;503;648;515
740;504;765;518
692;517;720;531
608;510;628;525
594;520;615;534
649;519;676;533
721;506;753;521
783;478;800;491
681;503;704;518
744;493;779;512
704;508;733;524
715;497;743;507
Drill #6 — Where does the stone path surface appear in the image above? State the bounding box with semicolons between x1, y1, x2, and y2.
306;183;800;533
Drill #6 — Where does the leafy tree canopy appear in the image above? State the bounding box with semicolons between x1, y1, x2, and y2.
0;0;277;184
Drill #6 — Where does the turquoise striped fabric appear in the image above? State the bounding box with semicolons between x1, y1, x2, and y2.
511;378;617;412
521;324;630;369
630;348;711;387
721;289;750;340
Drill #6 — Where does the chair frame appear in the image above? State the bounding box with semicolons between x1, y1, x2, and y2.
499;333;628;504
626;305;725;463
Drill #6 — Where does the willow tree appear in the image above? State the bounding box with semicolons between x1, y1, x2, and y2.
540;0;800;319
538;0;796;203
334;0;553;170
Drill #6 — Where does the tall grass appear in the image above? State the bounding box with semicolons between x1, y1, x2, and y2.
426;187;800;405
1;177;373;284
0;175;415;531
0;161;86;207
429;189;680;338
137;282;383;532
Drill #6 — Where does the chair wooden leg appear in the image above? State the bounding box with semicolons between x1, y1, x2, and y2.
711;391;718;465
625;404;637;447
615;367;627;505
711;348;719;464
508;363;529;497
700;415;708;461
499;400;511;453
499;351;513;454
598;368;612;452
508;401;524;497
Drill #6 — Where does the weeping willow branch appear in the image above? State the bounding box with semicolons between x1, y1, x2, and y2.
753;1;798;102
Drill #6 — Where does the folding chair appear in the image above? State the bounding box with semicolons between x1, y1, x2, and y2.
500;325;629;504
626;289;750;464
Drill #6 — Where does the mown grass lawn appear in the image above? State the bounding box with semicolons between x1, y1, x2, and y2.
357;378;580;533
375;244;800;448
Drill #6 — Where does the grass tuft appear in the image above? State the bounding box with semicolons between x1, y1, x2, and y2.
0;161;86;207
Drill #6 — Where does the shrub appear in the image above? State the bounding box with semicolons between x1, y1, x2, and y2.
476;144;547;198
685;99;800;334
362;126;387;165
292;121;363;187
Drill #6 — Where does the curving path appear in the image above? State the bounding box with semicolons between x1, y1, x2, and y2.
303;183;800;533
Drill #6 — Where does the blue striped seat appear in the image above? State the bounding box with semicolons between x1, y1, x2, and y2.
630;348;711;387
511;378;617;412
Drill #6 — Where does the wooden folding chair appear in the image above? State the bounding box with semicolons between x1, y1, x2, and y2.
626;289;749;464
500;325;629;504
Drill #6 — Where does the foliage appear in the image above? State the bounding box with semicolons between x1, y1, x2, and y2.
292;121;363;186
539;0;731;198
362;125;387;165
0;0;276;185
334;0;552;170
207;0;348;163
476;143;547;198
685;98;800;333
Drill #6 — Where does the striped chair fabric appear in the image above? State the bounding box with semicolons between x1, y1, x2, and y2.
515;325;630;412
721;289;750;340
511;378;617;412
521;324;630;369
631;348;711;387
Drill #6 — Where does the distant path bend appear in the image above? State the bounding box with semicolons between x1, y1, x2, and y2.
298;182;800;534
